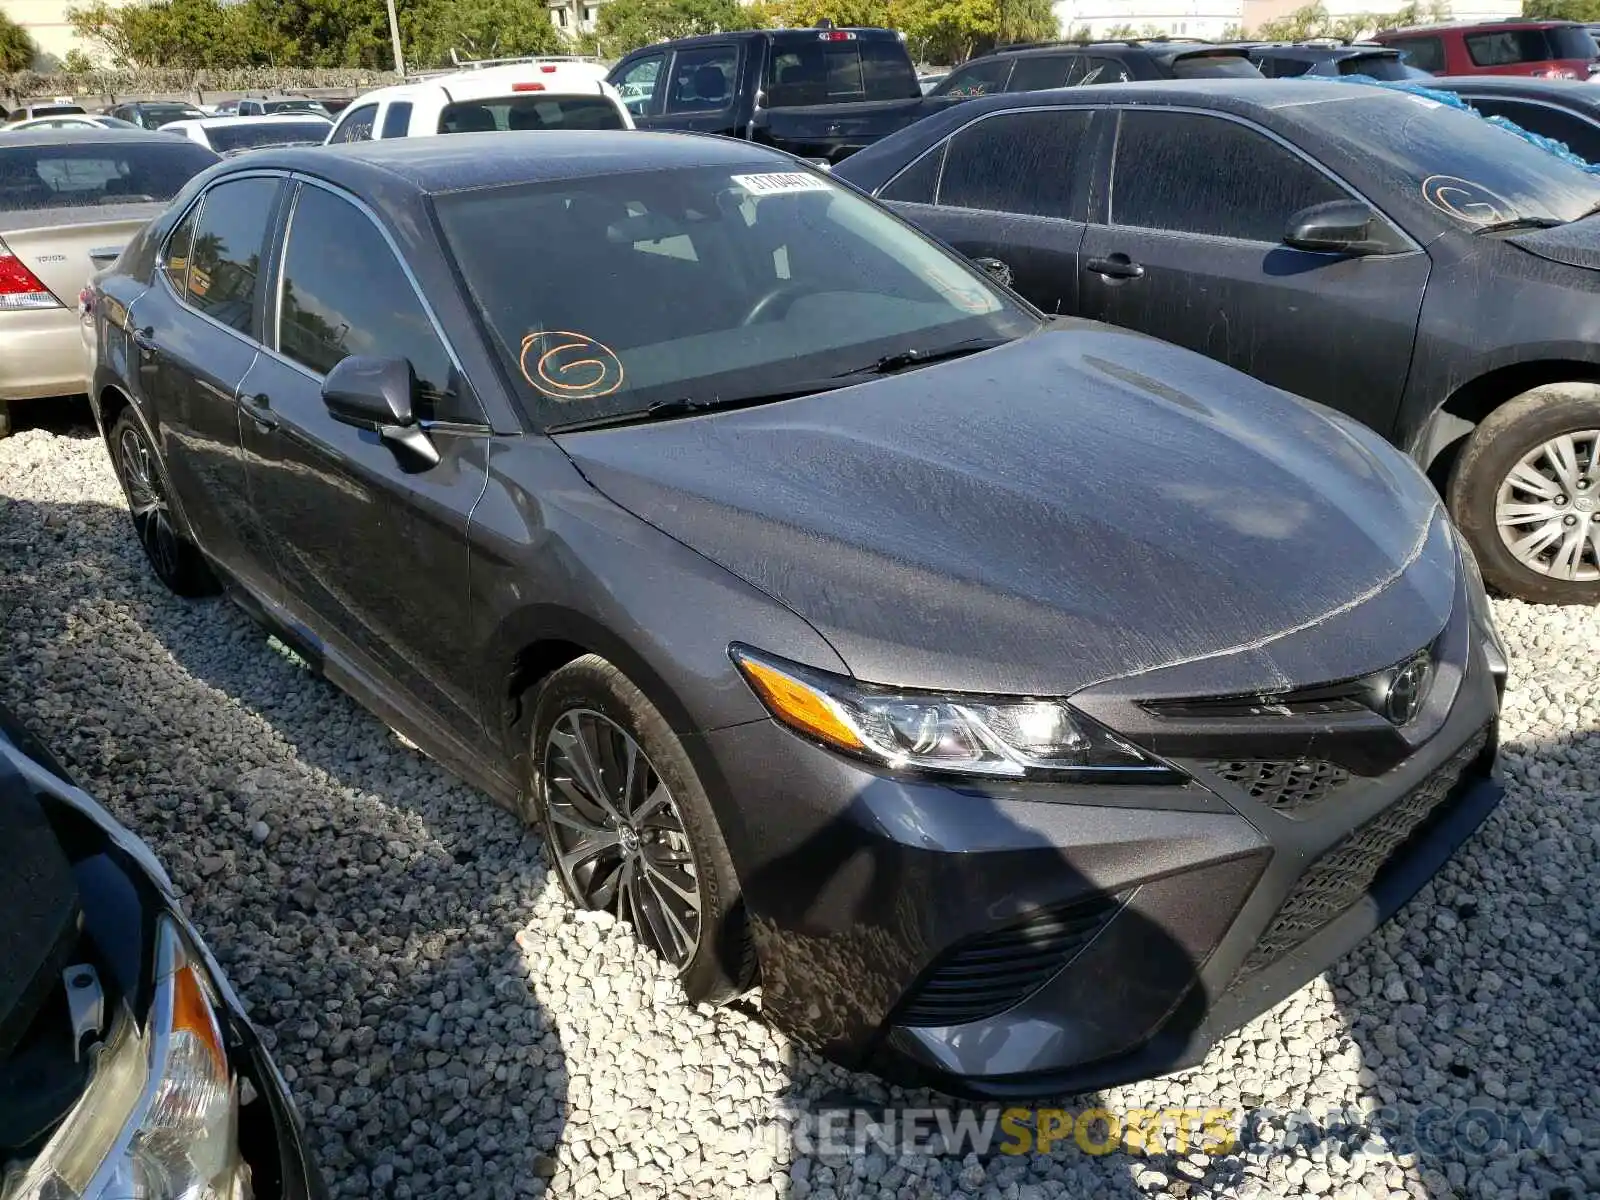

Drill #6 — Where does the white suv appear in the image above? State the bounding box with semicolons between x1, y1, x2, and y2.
324;60;633;144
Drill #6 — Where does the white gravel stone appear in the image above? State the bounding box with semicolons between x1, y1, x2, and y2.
3;423;1598;1199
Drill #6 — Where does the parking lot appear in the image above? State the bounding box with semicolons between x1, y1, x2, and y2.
2;415;1597;1200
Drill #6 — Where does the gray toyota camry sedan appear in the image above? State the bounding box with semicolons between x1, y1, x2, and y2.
86;130;1506;1098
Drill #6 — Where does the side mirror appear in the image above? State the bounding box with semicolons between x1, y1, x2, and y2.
1283;199;1394;256
972;256;1014;288
321;355;440;468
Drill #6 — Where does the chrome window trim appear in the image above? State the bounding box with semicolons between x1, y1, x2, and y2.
273;174;489;430
152;168;290;352
1105;104;1425;255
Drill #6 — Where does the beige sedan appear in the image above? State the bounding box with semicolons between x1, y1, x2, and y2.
0;129;218;435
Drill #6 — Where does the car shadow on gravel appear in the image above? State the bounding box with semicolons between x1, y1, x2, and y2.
0;495;568;1200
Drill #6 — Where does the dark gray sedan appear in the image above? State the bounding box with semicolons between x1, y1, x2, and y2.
87;130;1504;1098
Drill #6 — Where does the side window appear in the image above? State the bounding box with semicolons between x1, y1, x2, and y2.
1389;36;1445;73
1110;110;1346;243
1468;98;1600;163
666;46;736;114
276;185;471;423
612;53;666;116
380;101;413;138
1007;54;1079;93
161;199;202;295
881;143;945;204
935;59;1013;97
1081;58;1133;85
1258;56;1314;79
939;110;1092;218
181;177;279;335
329;104;376;144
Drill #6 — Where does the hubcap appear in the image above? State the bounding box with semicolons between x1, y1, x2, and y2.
117;426;179;581
1494;429;1600;582
542;710;702;967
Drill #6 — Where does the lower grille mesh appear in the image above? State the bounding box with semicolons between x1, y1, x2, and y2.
1211;758;1351;818
895;894;1123;1027
1233;728;1489;985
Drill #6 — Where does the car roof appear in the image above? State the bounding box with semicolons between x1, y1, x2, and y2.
353;62;612;106
1376;18;1583;34
1247;43;1401;59
231;129;801;195
0;127;191;148
978;39;1240;63
1426;75;1600;110
170;114;333;129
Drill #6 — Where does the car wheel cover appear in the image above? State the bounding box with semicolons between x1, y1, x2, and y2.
1494;429;1600;583
542;708;703;967
117;425;180;582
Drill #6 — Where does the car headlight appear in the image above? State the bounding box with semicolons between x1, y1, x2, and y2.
4;918;245;1200
731;645;1183;783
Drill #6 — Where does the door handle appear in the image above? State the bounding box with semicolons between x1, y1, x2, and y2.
1085;254;1145;281
240;392;280;432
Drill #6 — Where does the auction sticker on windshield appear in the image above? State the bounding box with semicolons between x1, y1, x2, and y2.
731;172;833;195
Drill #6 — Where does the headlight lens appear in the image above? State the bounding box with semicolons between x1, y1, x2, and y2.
732;646;1182;782
4;918;245;1200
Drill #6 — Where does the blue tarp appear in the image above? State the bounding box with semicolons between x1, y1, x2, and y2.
1301;73;1600;175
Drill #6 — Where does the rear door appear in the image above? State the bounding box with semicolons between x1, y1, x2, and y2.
133;174;283;597
878;107;1102;316
236;180;492;751
1077;107;1430;431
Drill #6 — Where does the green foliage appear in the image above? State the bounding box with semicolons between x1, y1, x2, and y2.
61;49;96;73
1522;0;1600;18
1;11;40;73
592;0;759;57
405;0;564;68
751;0;1055;65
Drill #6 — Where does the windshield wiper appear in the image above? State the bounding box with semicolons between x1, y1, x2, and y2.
1473;215;1566;235
547;383;848;433
833;336;1011;379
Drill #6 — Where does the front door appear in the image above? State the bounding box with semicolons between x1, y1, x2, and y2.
135;175;282;597
641;43;744;137
236;180;493;751
880;108;1100;317
1077;108;1432;434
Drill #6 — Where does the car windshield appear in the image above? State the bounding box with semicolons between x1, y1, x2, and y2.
265;100;329;115
437;95;625;133
1338;54;1414;80
206;121;332;154
30;105;85;117
0;141;218;211
435;164;1038;427
1171;53;1263;79
1314;92;1600;226
141;106;205;127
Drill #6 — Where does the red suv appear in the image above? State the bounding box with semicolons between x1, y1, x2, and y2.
1373;19;1598;79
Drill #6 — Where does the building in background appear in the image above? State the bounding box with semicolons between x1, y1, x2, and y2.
547;0;603;36
2;0;130;65
1239;0;1514;31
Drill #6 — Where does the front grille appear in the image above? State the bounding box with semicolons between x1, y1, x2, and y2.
1211;758;1351;819
1232;727;1489;985
895;894;1124;1028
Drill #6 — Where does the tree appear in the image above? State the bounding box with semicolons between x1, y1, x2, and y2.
1523;0;1600;17
1;10;40;72
62;48;96;73
591;0;759;57
406;0;564;68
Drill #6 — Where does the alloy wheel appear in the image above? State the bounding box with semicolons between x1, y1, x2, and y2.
542;709;703;967
117;425;180;583
1494;429;1600;583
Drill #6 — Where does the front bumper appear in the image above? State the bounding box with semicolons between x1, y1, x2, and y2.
0;307;88;402
702;591;1503;1100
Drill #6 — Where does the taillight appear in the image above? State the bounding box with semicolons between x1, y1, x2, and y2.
540;64;557;73
513;81;546;92
1535;67;1579;79
819;30;856;41
0;246;60;311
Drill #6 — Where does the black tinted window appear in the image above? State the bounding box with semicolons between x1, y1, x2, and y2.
277;185;465;421
162;201;201;294
183;177;278;334
438;96;624;133
1170;54;1262;79
0;141;218;212
765;37;921;105
933;59;1012;97
1111;110;1344;242
940;110;1092;218
881;144;944;204
1467;98;1600;163
1387;35;1445;73
667;46;736;113
1081;58;1133;85
330;105;376;143
1338;54;1413;80
612;53;665;116
1467;27;1596;66
381;101;413;138
1007;55;1078;92
206;121;331;154
1256;55;1314;78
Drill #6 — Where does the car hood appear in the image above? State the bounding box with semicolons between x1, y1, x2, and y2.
555;324;1454;697
1509;215;1600;273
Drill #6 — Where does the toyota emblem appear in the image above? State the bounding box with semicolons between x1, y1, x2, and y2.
1385;653;1432;726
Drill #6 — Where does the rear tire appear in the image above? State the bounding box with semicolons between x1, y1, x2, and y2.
1447;384;1600;606
528;655;754;1004
108;408;218;598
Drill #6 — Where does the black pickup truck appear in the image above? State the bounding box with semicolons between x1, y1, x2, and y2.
606;25;962;163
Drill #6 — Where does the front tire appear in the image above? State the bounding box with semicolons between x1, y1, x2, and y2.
108;408;218;598
1447;384;1600;605
529;655;753;1004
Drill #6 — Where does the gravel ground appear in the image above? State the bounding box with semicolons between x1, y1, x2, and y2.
2;422;1597;1200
